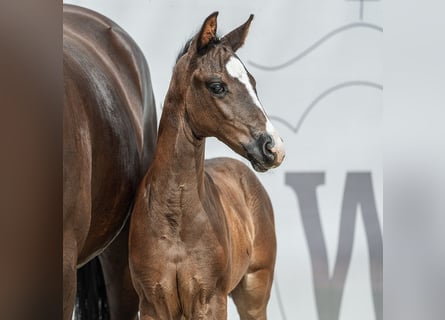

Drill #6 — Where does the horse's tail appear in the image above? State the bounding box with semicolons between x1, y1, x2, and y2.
75;257;110;320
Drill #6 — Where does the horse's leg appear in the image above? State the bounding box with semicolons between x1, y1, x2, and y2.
208;294;228;320
99;219;139;320
231;268;274;320
63;235;78;320
135;272;187;320
189;292;227;320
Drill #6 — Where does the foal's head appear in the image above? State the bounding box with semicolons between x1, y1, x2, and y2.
176;12;285;172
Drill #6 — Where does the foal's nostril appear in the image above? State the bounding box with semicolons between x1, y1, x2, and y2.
261;135;275;163
265;140;273;152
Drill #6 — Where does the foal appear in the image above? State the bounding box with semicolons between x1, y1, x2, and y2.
129;12;285;319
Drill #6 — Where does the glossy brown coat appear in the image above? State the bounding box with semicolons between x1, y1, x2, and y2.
129;13;284;320
63;5;157;319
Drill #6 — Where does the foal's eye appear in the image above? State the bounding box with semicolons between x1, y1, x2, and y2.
208;82;226;96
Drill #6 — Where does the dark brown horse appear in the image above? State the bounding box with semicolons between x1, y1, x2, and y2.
63;5;157;320
129;12;285;319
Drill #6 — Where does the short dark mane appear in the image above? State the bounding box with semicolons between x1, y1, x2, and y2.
176;37;194;63
175;36;221;63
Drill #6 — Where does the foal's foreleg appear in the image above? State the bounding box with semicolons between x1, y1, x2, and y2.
231;268;274;320
191;292;227;320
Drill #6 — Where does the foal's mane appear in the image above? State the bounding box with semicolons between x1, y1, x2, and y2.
175;35;222;63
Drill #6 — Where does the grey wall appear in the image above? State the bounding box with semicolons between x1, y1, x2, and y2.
64;1;383;319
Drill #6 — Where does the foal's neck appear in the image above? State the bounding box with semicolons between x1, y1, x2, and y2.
150;92;206;200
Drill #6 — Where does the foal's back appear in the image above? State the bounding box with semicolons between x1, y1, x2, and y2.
204;158;276;306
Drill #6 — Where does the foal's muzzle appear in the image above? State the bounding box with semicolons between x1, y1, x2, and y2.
244;133;286;172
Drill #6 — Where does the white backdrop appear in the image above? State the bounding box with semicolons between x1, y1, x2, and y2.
63;1;383;319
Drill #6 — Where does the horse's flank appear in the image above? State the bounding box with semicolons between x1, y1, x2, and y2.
63;4;157;320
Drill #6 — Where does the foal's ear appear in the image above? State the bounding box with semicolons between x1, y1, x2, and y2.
195;11;219;53
221;14;254;52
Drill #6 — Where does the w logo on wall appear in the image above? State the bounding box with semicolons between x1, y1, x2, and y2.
285;172;382;320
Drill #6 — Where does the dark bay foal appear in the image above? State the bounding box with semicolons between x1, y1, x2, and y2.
129;12;285;320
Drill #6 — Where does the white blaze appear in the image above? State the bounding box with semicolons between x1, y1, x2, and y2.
225;56;285;163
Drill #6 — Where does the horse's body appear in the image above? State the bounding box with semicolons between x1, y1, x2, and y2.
63;5;157;319
129;13;285;319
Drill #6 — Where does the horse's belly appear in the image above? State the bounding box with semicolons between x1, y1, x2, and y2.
77;210;128;265
77;150;141;265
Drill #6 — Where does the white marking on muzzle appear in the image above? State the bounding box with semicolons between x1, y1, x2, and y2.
226;57;285;164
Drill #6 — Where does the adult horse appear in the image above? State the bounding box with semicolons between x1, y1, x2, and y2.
129;12;285;319
63;5;157;320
